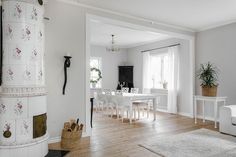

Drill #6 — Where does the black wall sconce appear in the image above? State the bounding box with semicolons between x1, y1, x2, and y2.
63;54;72;95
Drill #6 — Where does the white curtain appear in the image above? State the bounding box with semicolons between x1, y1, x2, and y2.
167;46;179;114
142;51;152;91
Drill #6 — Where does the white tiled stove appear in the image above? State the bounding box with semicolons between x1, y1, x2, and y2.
0;1;48;157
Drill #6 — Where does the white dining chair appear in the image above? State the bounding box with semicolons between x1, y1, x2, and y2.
131;88;150;120
96;93;107;111
106;95;118;118
93;92;100;111
121;87;129;93
115;90;122;95
116;96;134;123
104;89;112;95
131;88;139;94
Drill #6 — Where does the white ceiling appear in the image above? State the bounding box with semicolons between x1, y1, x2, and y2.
90;20;170;48
77;0;236;31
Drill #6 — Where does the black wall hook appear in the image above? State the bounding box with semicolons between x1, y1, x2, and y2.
63;56;72;95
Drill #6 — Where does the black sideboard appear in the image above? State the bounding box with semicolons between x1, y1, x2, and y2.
117;66;134;90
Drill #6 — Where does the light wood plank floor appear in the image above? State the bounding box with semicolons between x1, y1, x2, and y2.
49;111;218;157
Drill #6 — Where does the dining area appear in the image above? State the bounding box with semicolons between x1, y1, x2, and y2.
91;88;159;125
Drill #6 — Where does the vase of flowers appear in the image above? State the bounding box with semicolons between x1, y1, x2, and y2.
162;80;168;89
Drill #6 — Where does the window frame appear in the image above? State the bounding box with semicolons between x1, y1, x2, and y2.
150;52;168;89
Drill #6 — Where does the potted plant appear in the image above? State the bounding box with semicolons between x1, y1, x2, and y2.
90;68;102;88
197;62;219;97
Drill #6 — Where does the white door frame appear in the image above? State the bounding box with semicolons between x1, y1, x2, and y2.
85;14;195;135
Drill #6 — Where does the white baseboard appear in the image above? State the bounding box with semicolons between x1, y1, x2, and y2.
48;136;61;144
178;112;217;122
48;132;90;144
156;108;169;113
178;112;193;118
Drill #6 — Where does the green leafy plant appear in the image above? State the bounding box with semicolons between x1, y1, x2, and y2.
197;62;219;87
90;68;102;84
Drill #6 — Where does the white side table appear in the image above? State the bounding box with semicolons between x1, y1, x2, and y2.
194;95;227;128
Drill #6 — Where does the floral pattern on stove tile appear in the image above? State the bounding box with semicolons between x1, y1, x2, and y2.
21;25;32;41
0;103;6;115
12;47;22;60
4;98;28;119
8;43;28;65
38;30;43;42
36;25;44;43
16;118;32;142
2;1;10;21
14;3;23;18
4;123;11;132
2;7;6;20
4;24;14;40
6;67;14;81
20;120;29;135
14;99;24;116
31;7;38;21
37;70;43;81
23;69;32;81
8;1;26;22
30;48;39;61
0;120;15;142
2;44;9;64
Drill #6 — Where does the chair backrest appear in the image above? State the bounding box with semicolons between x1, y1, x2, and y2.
131;88;139;94
121;87;129;93
103;89;112;95
115;90;122;95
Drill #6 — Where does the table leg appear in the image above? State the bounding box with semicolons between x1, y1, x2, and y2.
194;99;197;124
153;98;157;121
129;102;133;124
203;100;205;123
138;106;140;120
134;109;136;121
90;98;94;128
214;101;218;128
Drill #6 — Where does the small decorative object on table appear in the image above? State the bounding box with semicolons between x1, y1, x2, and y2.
61;118;83;149
161;80;168;89
197;62;219;97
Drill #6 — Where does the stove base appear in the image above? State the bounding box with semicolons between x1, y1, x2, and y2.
0;136;48;157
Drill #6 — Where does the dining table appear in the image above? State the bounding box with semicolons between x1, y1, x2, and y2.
109;93;159;123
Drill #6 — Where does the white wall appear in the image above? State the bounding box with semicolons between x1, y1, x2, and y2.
44;0;194;139
90;45;128;90
45;2;86;139
127;38;192;115
196;23;236;119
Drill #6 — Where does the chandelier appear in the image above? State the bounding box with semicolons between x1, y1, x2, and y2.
106;34;120;52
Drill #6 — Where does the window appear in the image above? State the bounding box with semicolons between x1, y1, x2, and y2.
90;57;102;88
150;52;169;89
